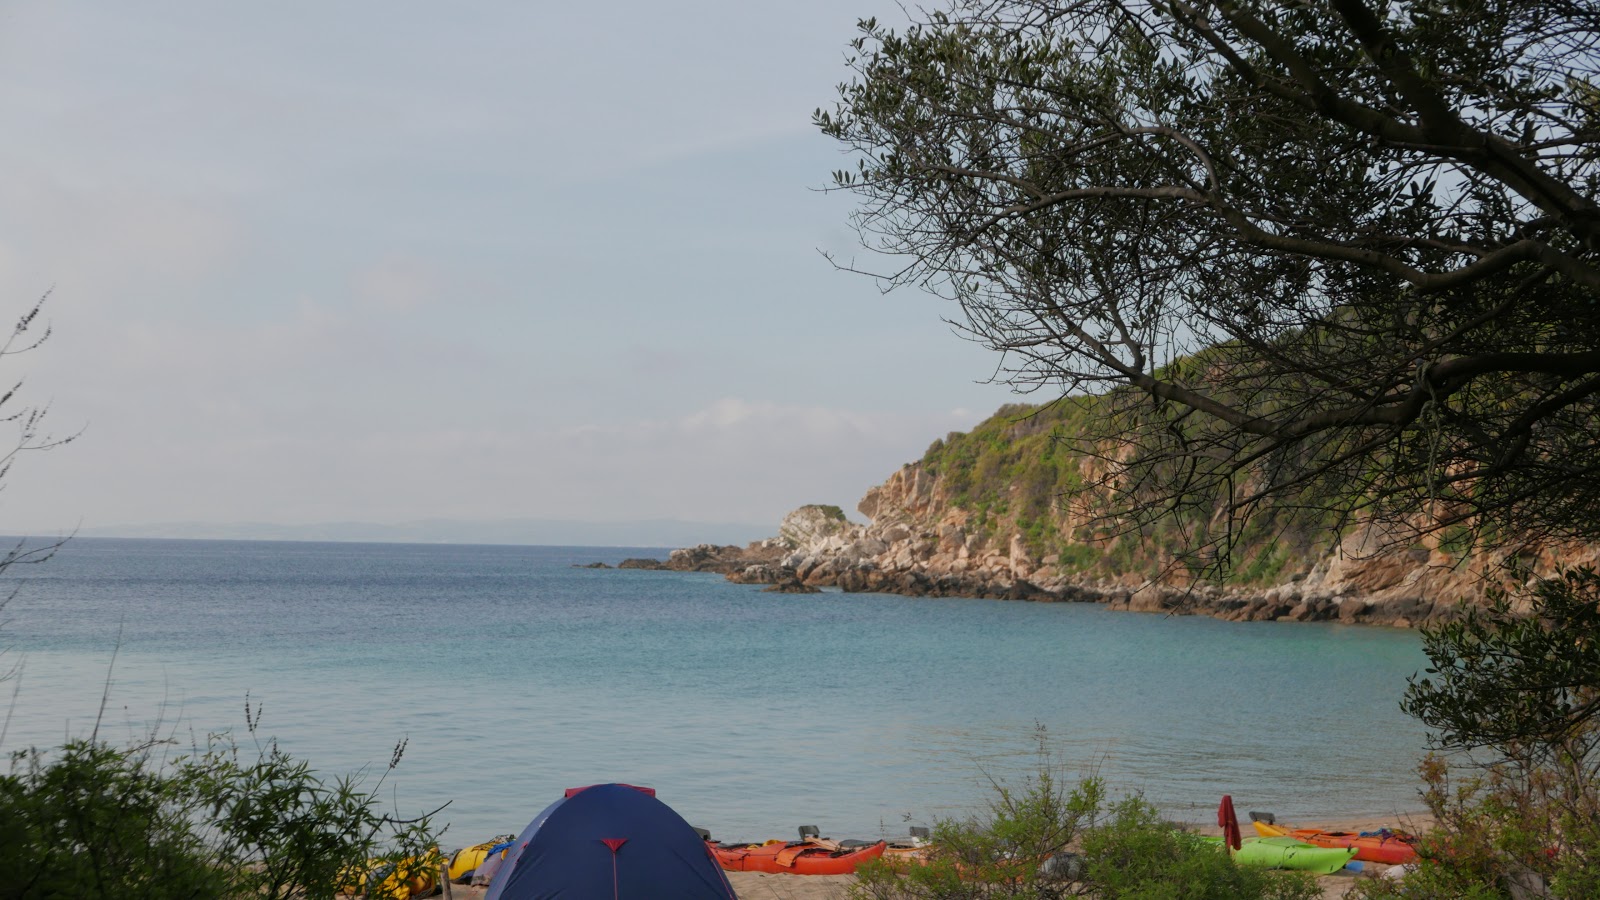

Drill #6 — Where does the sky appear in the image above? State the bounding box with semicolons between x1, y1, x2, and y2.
0;1;1023;539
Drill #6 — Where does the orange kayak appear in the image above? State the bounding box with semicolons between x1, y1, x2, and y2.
882;843;932;865
1252;821;1418;865
710;839;886;875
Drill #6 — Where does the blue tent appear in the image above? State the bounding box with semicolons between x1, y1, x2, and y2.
481;783;738;900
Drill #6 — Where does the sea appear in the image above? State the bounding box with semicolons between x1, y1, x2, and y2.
0;537;1432;846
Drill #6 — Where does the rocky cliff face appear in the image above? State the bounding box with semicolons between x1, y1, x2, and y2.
676;405;1597;627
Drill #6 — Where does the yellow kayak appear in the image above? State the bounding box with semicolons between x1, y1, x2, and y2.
340;850;442;899
446;835;517;883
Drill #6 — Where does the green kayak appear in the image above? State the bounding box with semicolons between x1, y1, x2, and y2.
1200;835;1357;874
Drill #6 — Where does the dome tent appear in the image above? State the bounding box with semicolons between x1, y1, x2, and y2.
482;783;737;900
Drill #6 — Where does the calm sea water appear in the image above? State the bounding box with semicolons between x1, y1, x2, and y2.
0;537;1431;844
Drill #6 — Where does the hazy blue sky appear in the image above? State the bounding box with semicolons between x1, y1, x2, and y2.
0;1;1022;536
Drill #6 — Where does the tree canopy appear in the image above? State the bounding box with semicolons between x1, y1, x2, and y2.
819;0;1600;566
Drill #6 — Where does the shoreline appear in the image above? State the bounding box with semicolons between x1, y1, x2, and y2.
635;500;1599;631
435;813;1430;900
626;543;1458;629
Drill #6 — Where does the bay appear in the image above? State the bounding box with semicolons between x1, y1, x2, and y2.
0;537;1430;844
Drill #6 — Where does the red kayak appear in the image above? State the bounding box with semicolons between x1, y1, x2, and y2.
710;839;886;875
1253;821;1418;865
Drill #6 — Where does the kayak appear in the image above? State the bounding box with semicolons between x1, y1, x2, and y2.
882;843;933;865
447;838;514;883
341;851;443;899
1202;835;1357;874
369;858;439;900
1238;836;1357;873
1252;821;1418;865
710;839;886;875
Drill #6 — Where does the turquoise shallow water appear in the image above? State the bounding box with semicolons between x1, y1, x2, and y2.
0;537;1430;844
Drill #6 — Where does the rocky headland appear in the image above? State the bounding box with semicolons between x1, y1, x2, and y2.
642;403;1594;628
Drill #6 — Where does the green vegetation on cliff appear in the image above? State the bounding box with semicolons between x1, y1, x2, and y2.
918;400;1334;586
814;504;847;521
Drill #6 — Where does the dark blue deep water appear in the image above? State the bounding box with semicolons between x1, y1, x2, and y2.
0;537;1430;843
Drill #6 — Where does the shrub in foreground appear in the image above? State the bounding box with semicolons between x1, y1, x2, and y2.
850;771;1317;900
0;739;226;900
0;721;437;900
1077;797;1318;900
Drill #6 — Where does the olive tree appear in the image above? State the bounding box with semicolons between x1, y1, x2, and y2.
819;0;1600;567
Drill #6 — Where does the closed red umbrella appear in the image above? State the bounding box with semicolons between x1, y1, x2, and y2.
1218;795;1242;851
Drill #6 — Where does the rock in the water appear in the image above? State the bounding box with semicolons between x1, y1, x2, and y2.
762;578;821;594
728;564;789;584
666;541;786;575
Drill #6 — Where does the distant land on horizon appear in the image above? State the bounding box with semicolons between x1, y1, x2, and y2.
64;517;777;548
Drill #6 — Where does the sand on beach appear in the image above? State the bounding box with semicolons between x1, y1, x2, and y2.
434;871;853;900
435;863;1377;900
431;814;1427;900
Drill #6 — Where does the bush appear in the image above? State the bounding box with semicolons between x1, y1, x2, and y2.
850;766;1316;900
0;708;439;900
852;766;1101;898
0;739;228;900
1345;752;1597;900
1078;797;1318;900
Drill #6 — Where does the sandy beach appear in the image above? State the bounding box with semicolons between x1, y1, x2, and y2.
436;864;1378;900
434;872;855;900
432;813;1427;900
